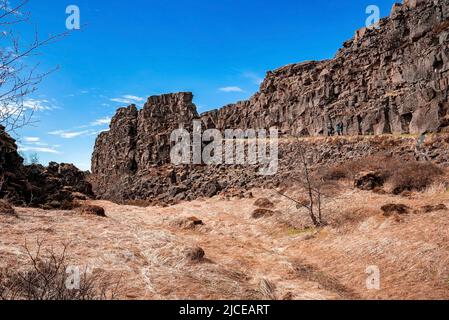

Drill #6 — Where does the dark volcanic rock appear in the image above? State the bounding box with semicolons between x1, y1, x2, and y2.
91;93;199;201
77;205;106;217
254;198;275;209
91;2;449;204
202;1;449;136
419;203;448;213
1;126;93;209
354;171;386;191
252;208;276;219
381;204;411;216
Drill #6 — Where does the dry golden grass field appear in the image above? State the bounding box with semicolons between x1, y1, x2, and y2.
2;178;449;300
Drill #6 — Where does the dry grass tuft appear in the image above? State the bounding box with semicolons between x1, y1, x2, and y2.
183;246;205;263
331;207;381;229
321;156;444;196
254;198;275;209
389;162;444;195
293;261;358;299
170;216;205;230
0;200;17;217
0;241;121;300
259;278;277;300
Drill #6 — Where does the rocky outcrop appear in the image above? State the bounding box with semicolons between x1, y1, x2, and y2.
91;1;449;203
1;126;93;208
22;162;94;209
92;93;198;174
92;130;449;204
91;93;200;198
202;0;449;136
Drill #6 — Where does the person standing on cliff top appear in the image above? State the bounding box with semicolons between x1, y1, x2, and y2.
336;122;344;136
327;123;335;136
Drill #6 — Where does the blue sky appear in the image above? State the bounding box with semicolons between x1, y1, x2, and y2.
9;0;397;170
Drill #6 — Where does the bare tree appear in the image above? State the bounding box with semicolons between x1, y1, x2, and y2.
0;0;68;132
275;139;326;227
29;152;38;164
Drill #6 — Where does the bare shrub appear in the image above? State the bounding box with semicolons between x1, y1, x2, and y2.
0;241;121;300
277;142;327;227
0;199;16;216
321;155;444;195
389;162;444;195
320;155;399;182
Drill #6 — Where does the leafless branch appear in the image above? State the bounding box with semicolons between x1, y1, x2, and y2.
275;137;327;227
0;0;70;132
0;240;122;300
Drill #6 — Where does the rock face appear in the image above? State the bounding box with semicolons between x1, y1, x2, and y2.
1;126;93;208
202;1;449;136
92;93;198;174
91;1;449;203
91;93;199;198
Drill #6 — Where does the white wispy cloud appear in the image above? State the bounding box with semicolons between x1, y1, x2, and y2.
18;146;60;154
88;129;109;136
242;71;264;85
49;130;93;139
219;86;244;93
21;137;50;147
122;95;145;102
0;99;56;118
49;115;111;139
110;98;131;104
24;137;40;143
110;94;145;105
90;116;111;126
23;99;54;111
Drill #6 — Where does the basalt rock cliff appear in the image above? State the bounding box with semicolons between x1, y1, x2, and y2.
91;0;449;203
202;0;449;136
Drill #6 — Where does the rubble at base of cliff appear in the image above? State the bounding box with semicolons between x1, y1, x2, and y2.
1;127;94;210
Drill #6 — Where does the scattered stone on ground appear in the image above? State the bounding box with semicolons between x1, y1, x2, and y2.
354;171;385;191
77;205;106;217
252;208;276;219
254;198;275;209
381;204;411;217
